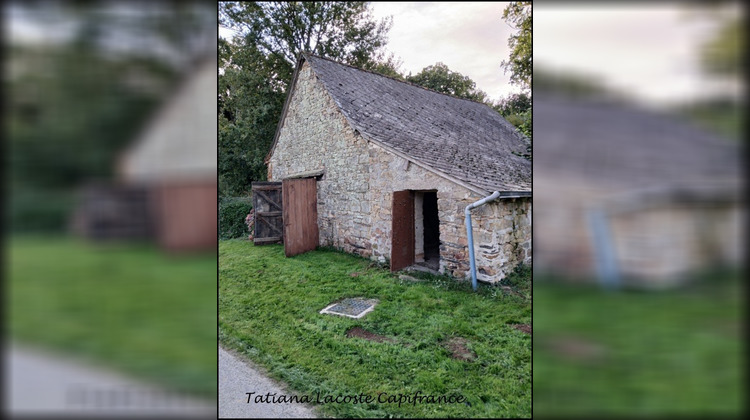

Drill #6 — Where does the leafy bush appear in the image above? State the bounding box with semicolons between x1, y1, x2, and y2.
219;196;253;239
9;189;75;233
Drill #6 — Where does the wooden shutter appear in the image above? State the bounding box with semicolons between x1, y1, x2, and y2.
251;182;283;245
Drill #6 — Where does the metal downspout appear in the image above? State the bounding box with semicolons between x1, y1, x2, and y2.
465;191;503;291
587;206;621;289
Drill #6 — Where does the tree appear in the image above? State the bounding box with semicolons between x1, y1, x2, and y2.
492;92;531;116
700;16;743;78
7;1;215;232
492;91;531;159
406;62;488;103
500;1;532;91
218;1;394;196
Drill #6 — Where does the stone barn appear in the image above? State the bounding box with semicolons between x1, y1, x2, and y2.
534;94;743;288
71;54;218;253
264;53;531;284
116;54;218;252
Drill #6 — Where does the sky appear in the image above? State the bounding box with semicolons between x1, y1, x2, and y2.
220;2;524;103
219;2;740;107
368;2;522;102
534;2;740;106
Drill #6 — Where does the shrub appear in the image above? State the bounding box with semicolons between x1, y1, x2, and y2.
9;189;75;233
219;196;253;239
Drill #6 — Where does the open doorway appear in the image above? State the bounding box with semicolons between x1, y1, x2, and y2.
415;191;440;271
391;190;440;273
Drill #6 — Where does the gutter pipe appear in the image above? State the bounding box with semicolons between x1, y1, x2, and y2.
465;191;528;291
586;206;620;290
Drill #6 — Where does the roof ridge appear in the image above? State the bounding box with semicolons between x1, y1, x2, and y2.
301;52;495;109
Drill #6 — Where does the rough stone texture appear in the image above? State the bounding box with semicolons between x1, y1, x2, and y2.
534;95;743;286
535;174;744;286
269;62;372;257
269;61;531;283
304;54;531;193
609;203;743;284
367;140;531;282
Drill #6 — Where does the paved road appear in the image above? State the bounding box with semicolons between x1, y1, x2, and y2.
4;342;215;418
219;346;318;418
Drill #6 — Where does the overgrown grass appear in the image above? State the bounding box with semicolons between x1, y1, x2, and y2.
219;240;531;418
533;270;743;417
7;235;217;397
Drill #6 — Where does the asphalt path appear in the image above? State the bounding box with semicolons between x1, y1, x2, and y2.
4;342;215;418
218;345;318;418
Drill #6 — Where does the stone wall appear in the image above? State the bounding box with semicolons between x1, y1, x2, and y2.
535;173;744;286
269;61;372;256
610;203;744;286
269;60;532;283
366;142;531;282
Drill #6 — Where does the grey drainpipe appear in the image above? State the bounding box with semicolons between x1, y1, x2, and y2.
586;206;620;289
465;191;527;291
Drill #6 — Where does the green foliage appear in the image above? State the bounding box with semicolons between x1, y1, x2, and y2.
700;15;744;78
8;189;75;234
7;2;215;233
406;62;488;102
220;2;392;70
362;52;405;80
219;241;531;417
219;1;393;196
219;43;286;197
493;92;531;160
675;98;743;141
501;2;532;90
8;47;168;190
493;92;531;116
534;66;620;99
8;236;217;397
219;197;253;240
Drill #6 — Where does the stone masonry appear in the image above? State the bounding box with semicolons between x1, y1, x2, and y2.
269;60;531;283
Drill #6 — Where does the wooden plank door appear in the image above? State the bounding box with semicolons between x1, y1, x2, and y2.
282;178;319;257
251;182;283;245
391;190;415;271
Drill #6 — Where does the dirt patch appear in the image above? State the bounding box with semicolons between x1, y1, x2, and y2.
511;324;531;334
543;335;608;362
443;337;476;362
345;327;396;344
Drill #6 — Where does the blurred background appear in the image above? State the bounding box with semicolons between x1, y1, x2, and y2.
532;1;744;417
4;0;217;417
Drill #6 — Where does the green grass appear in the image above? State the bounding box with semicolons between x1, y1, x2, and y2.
6;235;217;397
532;271;743;417
219;240;531;418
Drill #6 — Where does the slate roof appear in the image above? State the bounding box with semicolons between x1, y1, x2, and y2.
298;53;531;194
533;94;741;192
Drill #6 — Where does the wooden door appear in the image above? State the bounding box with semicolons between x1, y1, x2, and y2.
391;190;415;271
251;182;283;245
282;178;319;257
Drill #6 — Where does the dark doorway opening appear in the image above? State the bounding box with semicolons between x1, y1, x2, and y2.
421;191;440;271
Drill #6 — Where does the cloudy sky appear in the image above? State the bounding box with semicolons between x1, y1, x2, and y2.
534;2;739;106
220;2;523;103
369;2;521;102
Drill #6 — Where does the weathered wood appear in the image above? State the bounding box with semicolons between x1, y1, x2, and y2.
256;211;282;217
253;236;282;244
284;168;325;179
252;182;283;245
257;213;283;236
255;190;283;211
283;178;319;257
391;190;415;271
